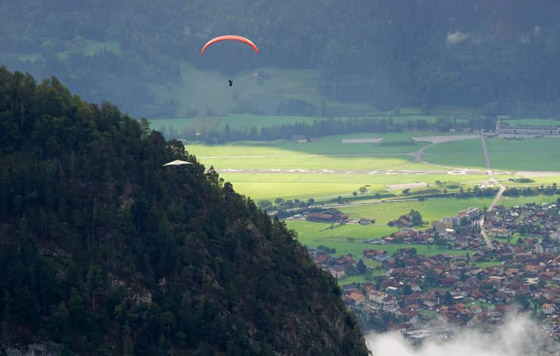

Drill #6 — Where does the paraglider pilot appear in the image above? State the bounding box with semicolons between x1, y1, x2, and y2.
228;79;233;87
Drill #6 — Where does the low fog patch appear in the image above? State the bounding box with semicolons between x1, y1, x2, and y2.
366;314;558;356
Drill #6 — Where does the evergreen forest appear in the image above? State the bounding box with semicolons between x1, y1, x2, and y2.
0;67;369;355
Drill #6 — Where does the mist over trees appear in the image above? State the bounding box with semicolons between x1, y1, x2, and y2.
2;0;560;117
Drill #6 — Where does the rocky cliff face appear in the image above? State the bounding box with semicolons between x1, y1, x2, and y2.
2;343;61;356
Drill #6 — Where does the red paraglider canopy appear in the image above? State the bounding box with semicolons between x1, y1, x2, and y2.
201;35;259;54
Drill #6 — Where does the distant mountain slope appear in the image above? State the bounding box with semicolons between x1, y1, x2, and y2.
0;67;369;355
2;0;560;117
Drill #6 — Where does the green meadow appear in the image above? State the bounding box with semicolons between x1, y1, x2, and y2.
486;138;560;171
159;63;375;117
197;154;414;171
422;153;487;169
223;172;493;201
184;130;559;201
184;126;559;266
421;136;560;172
290;227;471;257
422;138;485;168
338;196;497;223
424;139;483;154
185;132;484;201
169;114;558;287
502;118;560;127
150;62;475;118
285;194;558;259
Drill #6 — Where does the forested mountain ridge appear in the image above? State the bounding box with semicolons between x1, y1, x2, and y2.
0;67;369;355
2;0;560;116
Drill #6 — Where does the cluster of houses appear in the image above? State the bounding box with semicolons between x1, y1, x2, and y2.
433;207;480;233
307;201;560;337
309;252;360;280
340;244;560;337
368;207;484;249
387;210;422;228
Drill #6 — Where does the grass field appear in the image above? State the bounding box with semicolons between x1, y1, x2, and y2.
183;130;560;201
184;128;558;262
338;196;496;223
153;63;482;118
499;195;559;207
222;171;492;201
189;131;437;155
424;139;483;154
293;231;471;258
422;137;486;168
502;118;560;127
421;136;560;172
337;194;559;225
486;138;560;171
226;175;496;201
151;118;195;133
197;154;415;171
422;153;487;169
185;131;492;201
159;114;560;279
162;63;347;117
186;132;440;173
285;194;558;260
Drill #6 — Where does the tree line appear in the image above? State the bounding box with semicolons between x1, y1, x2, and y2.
165;115;496;143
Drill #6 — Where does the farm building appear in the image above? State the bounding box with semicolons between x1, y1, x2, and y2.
306;209;349;223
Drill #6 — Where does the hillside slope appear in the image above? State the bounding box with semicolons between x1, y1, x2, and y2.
2;0;560;116
0;67;369;355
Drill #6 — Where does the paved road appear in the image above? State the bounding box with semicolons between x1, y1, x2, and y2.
478;134;506;249
413;143;434;162
489;184;506;211
480;134;495;182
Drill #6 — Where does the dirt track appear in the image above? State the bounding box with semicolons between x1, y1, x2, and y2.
411;135;479;144
341;138;383;144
